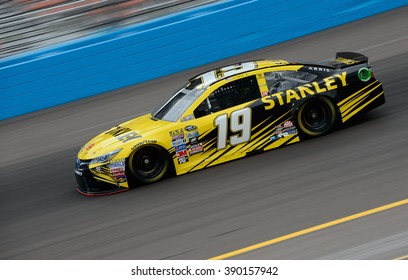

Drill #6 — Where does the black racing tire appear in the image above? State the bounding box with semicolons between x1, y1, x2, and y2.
128;145;170;184
296;97;337;137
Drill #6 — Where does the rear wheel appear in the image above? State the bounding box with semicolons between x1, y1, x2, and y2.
296;97;337;137
128;146;169;184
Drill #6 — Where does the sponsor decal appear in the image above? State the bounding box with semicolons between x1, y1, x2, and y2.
262;91;268;97
176;149;188;158
175;142;189;164
308;67;330;72
110;159;126;173
333;57;358;65
286;128;297;135
184;125;197;131
116;131;141;143
174;144;187;152
131;140;157;150
189;143;204;156
112;171;125;177
262;72;347;110
180;114;194;122
171;134;184;141
283;121;294;128
85;143;95;151
169;128;184;141
186;130;199;139
110;159;127;184
177;156;189;164
169;128;183;137
172;139;187;146
111;167;125;173
215;64;243;79
270;125;297;141
105;126;131;137
110;160;125;168
189;137;198;145
270;132;288;141
274;125;283;135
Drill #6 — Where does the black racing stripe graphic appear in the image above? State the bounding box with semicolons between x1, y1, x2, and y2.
202;145;237;169
236;115;275;152
188;145;227;172
238;120;276;152
199;128;215;139
240;111;292;153
199;127;216;145
186;128;218;172
91;165;111;177
200;129;218;157
342;89;384;122
341;83;382;119
186;99;291;173
248;134;274;152
342;94;371;118
202;137;217;152
245;98;260;108
105;126;132;137
187;158;207;172
235;106;291;152
339;81;378;109
187;158;206;172
167;147;175;156
340;81;378;106
93;175;114;184
202;114;292;169
257;133;297;151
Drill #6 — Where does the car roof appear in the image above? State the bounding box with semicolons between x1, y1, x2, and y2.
189;60;290;88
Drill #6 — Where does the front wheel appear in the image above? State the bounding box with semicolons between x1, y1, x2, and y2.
128;146;170;184
296;97;337;137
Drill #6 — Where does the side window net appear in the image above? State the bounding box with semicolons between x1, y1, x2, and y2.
194;75;261;118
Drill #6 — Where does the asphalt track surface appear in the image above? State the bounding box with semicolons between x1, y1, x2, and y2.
1;6;408;260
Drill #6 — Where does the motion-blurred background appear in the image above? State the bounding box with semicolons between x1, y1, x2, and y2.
1;0;217;57
1;1;407;261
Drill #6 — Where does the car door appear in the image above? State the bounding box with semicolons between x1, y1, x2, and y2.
175;74;264;174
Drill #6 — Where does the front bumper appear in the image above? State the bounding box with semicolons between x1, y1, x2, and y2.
75;163;128;196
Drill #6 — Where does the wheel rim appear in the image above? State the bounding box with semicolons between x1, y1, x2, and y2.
298;98;335;135
302;104;328;131
133;147;165;179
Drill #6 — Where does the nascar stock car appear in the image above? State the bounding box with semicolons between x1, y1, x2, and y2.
75;52;384;195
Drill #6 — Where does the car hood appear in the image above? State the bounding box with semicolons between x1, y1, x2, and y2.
77;113;169;160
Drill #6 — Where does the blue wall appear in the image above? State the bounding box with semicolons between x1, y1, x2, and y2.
1;0;407;120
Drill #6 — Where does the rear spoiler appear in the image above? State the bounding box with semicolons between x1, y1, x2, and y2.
322;52;369;69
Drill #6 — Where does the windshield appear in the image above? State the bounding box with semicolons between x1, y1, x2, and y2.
152;79;206;122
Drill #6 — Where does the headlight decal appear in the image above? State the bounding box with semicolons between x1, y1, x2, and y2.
90;149;122;164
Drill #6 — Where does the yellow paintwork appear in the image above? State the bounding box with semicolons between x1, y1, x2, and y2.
77;60;311;188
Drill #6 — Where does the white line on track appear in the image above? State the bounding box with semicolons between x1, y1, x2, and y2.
395;254;408;260
357;36;408;52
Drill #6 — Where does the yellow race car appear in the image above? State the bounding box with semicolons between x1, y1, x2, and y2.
75;52;384;195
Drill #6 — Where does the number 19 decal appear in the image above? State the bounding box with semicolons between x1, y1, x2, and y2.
214;108;252;150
